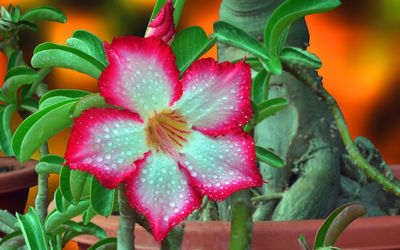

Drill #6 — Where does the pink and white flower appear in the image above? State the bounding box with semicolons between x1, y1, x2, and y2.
64;36;263;241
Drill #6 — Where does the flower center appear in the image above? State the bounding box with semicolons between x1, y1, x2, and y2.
145;109;191;157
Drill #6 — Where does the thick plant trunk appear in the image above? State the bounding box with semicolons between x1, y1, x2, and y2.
218;0;342;221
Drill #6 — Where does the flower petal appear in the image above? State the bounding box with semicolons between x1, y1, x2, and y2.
179;130;263;201
65;107;149;189
99;36;181;120
125;152;201;242
173;58;252;136
145;0;175;44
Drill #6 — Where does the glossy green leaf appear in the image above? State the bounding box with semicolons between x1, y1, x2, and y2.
171;26;216;74
59;165;76;205
213;21;282;75
82;205;97;225
35;155;64;174
62;222;107;247
0;230;24;248
70;93;109;118
39;96;75;110
16;207;48;250
31;42;105;79
257;97;288;123
314;203;367;249
88;238;117;250
251;69;271;104
280;46;321;69
54;188;66;212
20;6;66;23
1;6;11;20
20;97;39;113
39;89;91;107
90;176;115;217
0;91;6;103
298;234;311;250
45;199;90;232
12;99;78;162
0;104;17;156
264;0;341;53
11;6;20;22
255;146;284;168
66;30;108;67
2;66;38;103
70;170;90;203
26;67;52;98
7;51;22;70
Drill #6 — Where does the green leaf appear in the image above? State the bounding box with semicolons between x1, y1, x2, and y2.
20;6;66;23
314;203;367;249
264;0;341;54
35;155;64;174
82;205;97;225
11;6;20;23
66;30;108;67
62;222;107;247
2;66;38;103
70;170;90;203
12;99;78;162
171;26;216;74
255;145;284;168
298;234;311;250
257;97;288;124
7;51;22;70
16;207;49;250
0;104;17;156
70;93;109;118
31;42;105;79
26;67;52;98
90;176;115;217
39;89;91;107
59;165;76;205
251;69;271;104
54;188;66;212
280;46;321;69
0;230;24;248
213;21;282;75
45;199;90;232
0;209;18;232
88;238;117;250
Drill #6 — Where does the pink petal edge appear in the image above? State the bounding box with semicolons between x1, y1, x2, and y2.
125;152;202;242
176;58;253;137
99;36;182;117
64;107;147;189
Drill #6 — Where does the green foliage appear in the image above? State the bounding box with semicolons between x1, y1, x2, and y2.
69;93;109;118
62;222;107;247
257;97;288;124
2;66;38;104
70;170;90;203
35;154;65;174
213;21;282;75
251;69;270;105
171;26;216;74
12;99;78;162
88;238;117;250
59;165;77;205
264;0;341;54
0;104;17;156
16;207;48;250
255;146;284;168
20;6;66;23
313;203;367;249
66;30;108;67
31;42;105;79
280;46;321;69
90;176;115;217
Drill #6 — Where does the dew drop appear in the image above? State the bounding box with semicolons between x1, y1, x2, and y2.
169;202;175;207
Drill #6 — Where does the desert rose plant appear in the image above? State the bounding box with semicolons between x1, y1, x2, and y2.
0;0;399;249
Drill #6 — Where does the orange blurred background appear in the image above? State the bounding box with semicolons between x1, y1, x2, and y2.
0;0;399;248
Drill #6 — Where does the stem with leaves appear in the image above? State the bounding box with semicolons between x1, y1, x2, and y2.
284;63;400;197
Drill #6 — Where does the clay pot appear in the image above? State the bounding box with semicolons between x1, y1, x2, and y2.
0;157;38;215
74;165;400;250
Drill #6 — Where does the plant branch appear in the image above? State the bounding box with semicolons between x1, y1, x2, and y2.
117;184;136;250
35;143;50;223
229;189;253;250
283;63;400;197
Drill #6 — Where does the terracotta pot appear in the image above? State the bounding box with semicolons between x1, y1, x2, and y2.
74;165;400;250
0;157;38;215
